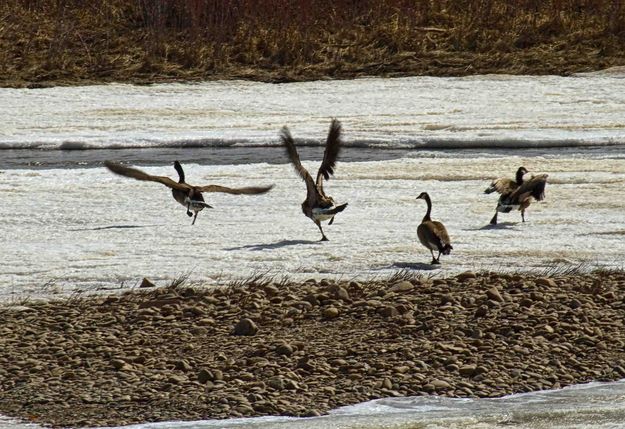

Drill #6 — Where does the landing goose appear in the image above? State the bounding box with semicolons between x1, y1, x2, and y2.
104;161;273;225
416;192;452;264
281;119;348;241
485;166;547;224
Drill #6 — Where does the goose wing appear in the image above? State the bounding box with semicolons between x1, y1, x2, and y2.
484;177;518;195
195;184;274;194
508;174;548;203
281;125;319;204
104;161;190;191
430;221;452;247
316;119;342;192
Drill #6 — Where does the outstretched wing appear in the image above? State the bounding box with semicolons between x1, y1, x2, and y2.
104;161;190;191
281;125;319;204
509;174;548;202
316;119;342;188
484;177;517;195
195;184;274;194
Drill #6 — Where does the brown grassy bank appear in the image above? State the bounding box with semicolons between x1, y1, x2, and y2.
2;0;625;87
2;270;625;427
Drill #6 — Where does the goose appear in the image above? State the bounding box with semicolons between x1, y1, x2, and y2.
484;166;548;224
104;160;273;225
281;119;348;241
416;192;453;264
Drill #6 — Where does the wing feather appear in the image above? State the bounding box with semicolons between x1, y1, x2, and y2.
316;119;342;186
281;125;319;204
484;177;517;195
509;174;548;202
195;184;273;194
104;161;190;191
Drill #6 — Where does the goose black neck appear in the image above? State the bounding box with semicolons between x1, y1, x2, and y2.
515;168;525;185
174;161;185;183
422;194;432;222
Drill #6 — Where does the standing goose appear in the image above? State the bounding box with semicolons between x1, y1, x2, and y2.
416;192;453;264
281;119;348;241
104;160;273;225
485;166;548;225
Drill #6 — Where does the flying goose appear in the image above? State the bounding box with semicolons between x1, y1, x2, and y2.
416;192;453;264
104;161;273;225
484;166;548;225
281;119;348;241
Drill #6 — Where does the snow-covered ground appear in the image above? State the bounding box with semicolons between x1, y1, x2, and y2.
1;153;623;299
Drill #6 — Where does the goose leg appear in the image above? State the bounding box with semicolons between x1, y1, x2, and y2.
521;209;526;222
191;211;198;225
490;211;498;225
315;220;329;241
329;216;335;225
186;203;193;217
430;250;440;265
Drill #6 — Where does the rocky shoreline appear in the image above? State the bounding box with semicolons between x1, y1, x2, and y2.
2;270;625;428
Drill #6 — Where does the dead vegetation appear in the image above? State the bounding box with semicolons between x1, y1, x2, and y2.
1;0;625;87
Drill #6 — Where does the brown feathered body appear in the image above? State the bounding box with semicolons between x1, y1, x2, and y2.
416;192;452;264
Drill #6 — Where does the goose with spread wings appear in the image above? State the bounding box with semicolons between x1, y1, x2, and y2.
104;161;273;225
281;119;348;241
484;166;548;225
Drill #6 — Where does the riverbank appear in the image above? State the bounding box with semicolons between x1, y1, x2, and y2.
2;0;625;88
1;270;625;427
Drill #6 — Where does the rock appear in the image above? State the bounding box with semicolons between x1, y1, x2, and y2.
139;278;156;288
378;305;399;318
212;369;224;381
197;369;213;384
430;379;452;389
330;285;350;302
233;318;258;336
457;272;477;282
275;343;294;356
474;305;489;317
175;359;192;371
459;365;477;377
267;376;285;390
536;278;557;287
486;287;504;302
390;281;413;292
322;307;340;320
111;359;131;371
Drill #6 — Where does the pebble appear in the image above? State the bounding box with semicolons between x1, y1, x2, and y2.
233;318;258;336
322;307;340;319
1;272;625;428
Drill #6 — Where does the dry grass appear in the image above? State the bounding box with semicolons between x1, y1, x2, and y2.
1;0;625;87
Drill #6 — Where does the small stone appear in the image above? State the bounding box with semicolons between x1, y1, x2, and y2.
330;285;350;302
378;305;399;318
535;278;557;287
474;305;489;317
390;281;413;292
430;379;452;389
459;365;477;377
267;376;285;390
197;369;213;384
111;359;131;371
275;343;294;356
175;359;192;371
486;287;504;302
457;272;477;282
322;307;340;319
234;318;258;336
